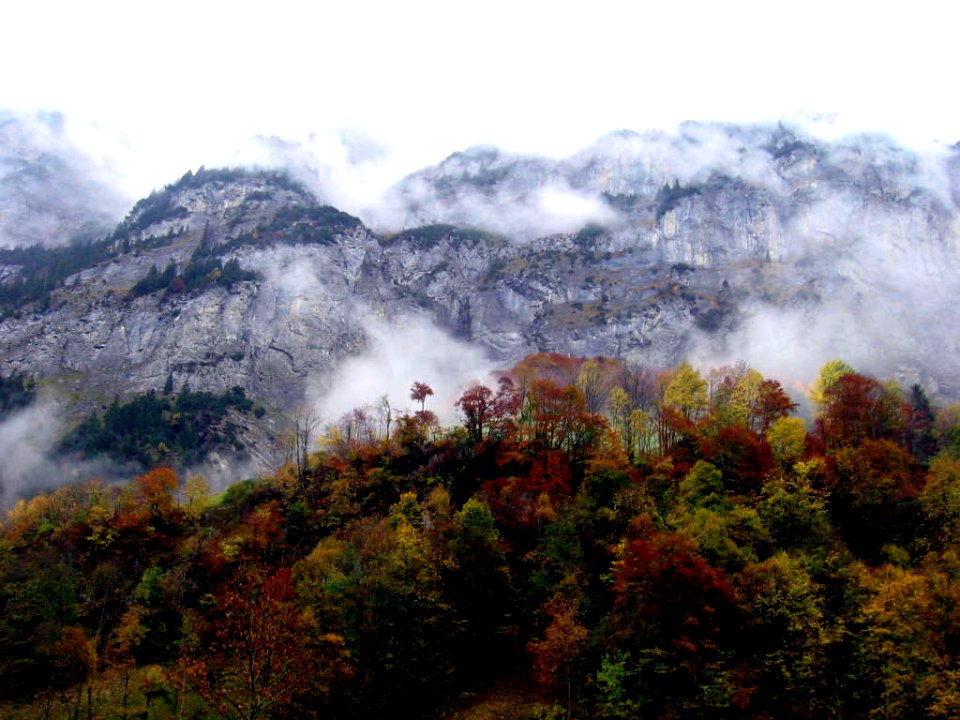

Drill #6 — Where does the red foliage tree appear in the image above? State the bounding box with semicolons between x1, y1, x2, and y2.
522;379;602;454
699;424;775;495
819;373;908;449
510;351;585;389
410;381;434;412
135;467;178;517
455;378;523;446
181;567;347;720
749;379;798;433
609;532;748;715
484;449;573;531
528;594;589;714
457;384;494;442
829;438;921;558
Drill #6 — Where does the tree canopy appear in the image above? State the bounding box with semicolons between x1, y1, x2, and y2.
1;353;957;720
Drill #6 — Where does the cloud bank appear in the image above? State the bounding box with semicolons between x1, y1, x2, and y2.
0;111;130;248
310;312;498;427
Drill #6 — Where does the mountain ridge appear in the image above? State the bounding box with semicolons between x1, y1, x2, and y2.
0;122;958;491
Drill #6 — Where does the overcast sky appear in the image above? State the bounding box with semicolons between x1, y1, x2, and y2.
3;0;956;201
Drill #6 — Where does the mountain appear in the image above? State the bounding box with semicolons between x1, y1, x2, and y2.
381;121;960;388
0;123;958;492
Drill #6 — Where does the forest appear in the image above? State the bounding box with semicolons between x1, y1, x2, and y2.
59;386;256;469
2;352;960;719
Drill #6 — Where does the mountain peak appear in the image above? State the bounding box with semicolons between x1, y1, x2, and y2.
108;166;318;251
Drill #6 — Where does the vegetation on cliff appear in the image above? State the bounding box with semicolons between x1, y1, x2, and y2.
60;386;255;469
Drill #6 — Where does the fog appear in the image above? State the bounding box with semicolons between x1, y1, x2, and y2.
682;130;960;397
0;390;277;509
0;399;64;504
330;121;960;402
0;111;130;248
309;312;498;427
0;396;144;508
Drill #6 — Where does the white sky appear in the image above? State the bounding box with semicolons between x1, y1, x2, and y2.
2;0;957;201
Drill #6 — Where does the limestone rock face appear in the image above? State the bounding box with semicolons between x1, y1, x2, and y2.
1;123;959;476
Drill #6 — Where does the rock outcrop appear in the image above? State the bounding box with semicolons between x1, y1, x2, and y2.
1;123;958;477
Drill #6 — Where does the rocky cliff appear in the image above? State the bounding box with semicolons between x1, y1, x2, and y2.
1;123;958;481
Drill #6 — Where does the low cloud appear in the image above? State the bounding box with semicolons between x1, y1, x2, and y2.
0;398;65;505
232;138;622;240
581;124;789;196
252;123;960;404
257;245;328;297
0;111;130;248
0;394;276;508
310;311;498;426
369;176;619;240
691;177;960;400
226;131;421;224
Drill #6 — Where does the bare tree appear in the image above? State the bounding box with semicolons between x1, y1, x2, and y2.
291;407;319;487
378;395;393;441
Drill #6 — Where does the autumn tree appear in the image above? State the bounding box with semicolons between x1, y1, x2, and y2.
607;387;634;457
830;439;920;559
521;379;602;456
183;474;211;523
934;403;960;459
48;625;97;694
135;467;179;518
484;449;574;532
608;385;659;461
326;407;377;456
738;553;842;718
818;373;908;450
707;361;763;429
809;358;856;409
457;383;494;442
663;361;709;421
290;406;319;487
607;532;747;717
699;424;775;495
510;352;584;390
668;460;770;571
490;376;523;439
295;511;454;716
856;563;960;719
614;363;661;416
410;381;434;412
917;455;960;548
750;378;798;434
758;463;831;551
766;416;808;468
395;409;438;449
528;593;590;715
577;358;616;414
182;567;346;720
